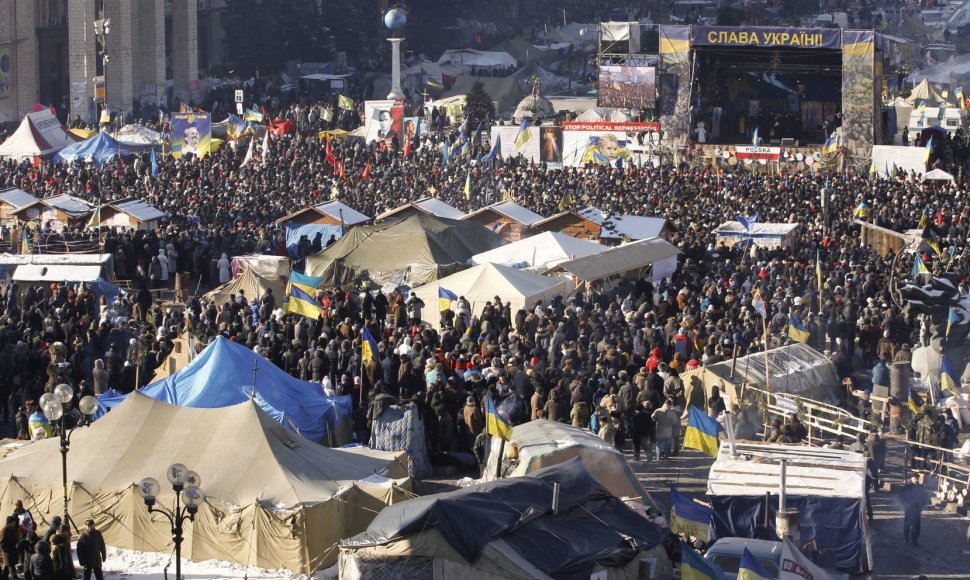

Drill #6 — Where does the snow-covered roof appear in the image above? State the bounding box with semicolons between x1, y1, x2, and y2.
577;206;670;240
42;194;94;217
12;264;103;282
314;200;370;225
0;253;113;266
712;221;801;236
464;200;544;227
471;231;605;272
0;188;40;209
110;199;167;222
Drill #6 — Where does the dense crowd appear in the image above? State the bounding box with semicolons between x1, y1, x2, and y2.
0;89;967;482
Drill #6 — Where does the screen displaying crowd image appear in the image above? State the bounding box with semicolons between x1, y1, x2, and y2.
170;112;212;159
597;65;657;109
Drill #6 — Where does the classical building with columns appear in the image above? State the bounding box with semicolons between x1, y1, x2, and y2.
0;0;222;126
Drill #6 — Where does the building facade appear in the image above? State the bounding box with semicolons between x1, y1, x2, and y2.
0;0;206;125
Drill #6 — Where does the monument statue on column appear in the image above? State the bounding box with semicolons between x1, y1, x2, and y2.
384;8;407;100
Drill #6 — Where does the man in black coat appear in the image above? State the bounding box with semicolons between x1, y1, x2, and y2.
76;519;106;580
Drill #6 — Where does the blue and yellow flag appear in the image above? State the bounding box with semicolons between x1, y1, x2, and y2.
681;542;726;580
788;315;810;343
751;289;767;318
464;169;472;200
481;134;502;165
670;486;712;542
908;388;924;414
912;254;929;276
738;547;773;580
513;119;531;150
924;137;933;163
947;306;959;338
486;395;512;440
285;281;324;319
941;355;960;395
424;76;444;89
684;405;724;457
438;287;458;311
361;327;379;363
957;87;966;111
822;135;837;155
290;270;323;288
243;108;264;123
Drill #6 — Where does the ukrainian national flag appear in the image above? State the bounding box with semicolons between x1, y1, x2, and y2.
513;119;531;150
464;169;472;200
670;486;712;542
290;271;323;288
243;108;264;123
285;281;324;319
751;289;767;318
912;254;929;276
941;356;960;395
681;542;726;580
738;547;773;580
361;327;379;363
822;135;837;154
947;306;959;337
438;287;458;311
924;137;933;163
788;315;810;343
683;406;724;457
424;75;444;89
908;388;923;414
486;394;513;440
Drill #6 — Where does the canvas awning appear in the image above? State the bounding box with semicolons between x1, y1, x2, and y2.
548;237;680;281
923;168;955;182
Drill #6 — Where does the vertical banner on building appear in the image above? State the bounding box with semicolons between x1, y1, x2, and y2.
842;30;876;169
658;25;691;145
170;112;212;158
0;49;11;100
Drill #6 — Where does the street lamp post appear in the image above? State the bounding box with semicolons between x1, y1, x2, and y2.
137;464;204;580
40;384;99;525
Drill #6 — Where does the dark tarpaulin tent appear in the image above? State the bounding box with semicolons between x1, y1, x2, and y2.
340;458;671;580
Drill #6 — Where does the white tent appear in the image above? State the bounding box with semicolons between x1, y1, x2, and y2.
114;124;164;146
923;168;955;182
471;231;605;272
436;49;517;72
410;262;568;329
0;111;80;158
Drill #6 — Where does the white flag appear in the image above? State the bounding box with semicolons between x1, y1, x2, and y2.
779;537;832;580
241;138;254;167
261;129;270;158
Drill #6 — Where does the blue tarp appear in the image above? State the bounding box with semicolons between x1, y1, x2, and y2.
54;132;144;167
93;388;128;420
139;336;352;442
285;223;343;257
710;495;865;573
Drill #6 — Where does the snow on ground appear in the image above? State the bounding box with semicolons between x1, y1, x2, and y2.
100;545;337;579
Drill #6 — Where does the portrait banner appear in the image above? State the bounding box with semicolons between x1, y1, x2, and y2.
170;112;212;158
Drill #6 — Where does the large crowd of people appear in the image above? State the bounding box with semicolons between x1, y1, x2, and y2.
0;86;968;479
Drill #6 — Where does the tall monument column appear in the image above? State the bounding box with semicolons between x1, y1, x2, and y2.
68;0;98;121
383;8;407;100
132;0;166;110
172;0;199;105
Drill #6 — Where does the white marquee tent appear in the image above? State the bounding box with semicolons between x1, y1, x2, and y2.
0;110;80;158
410;262;568;329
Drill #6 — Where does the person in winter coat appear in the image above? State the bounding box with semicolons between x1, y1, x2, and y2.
0;516;20;579
217;253;231;285
50;533;72;580
76;519;106;580
29;539;54;580
570;400;590;428
652;400;677;459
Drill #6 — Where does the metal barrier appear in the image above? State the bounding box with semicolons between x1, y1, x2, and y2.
744;386;878;444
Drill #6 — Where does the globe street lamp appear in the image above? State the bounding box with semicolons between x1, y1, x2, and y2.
137;464;204;580
41;383;99;525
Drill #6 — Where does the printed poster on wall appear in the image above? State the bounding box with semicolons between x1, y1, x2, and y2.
170;112;212;158
0;49;10;100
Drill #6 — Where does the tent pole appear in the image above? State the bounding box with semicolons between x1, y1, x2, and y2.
494;438;505;479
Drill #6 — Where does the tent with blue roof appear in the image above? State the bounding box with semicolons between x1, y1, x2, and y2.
139;336;352;444
54;132;146;167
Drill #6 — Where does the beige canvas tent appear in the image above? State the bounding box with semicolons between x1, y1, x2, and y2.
202;266;287;307
152;332;201;380
0;392;411;575
681;343;841;410
305;213;504;286
481;419;652;506
409;263;568;329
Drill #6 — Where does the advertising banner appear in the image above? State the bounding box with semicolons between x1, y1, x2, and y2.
690;26;841;49
597;65;657;109
735;146;781;161
170;112;212;158
0;49;10;100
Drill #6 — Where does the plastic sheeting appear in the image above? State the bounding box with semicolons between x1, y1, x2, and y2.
285;223;343;257
140;337;352;443
368;403;433;478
